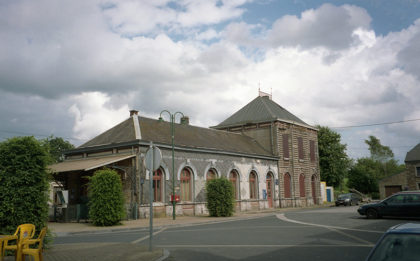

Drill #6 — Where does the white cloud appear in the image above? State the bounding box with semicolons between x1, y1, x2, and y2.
0;1;420;162
397;19;420;81
69;92;130;140
265;4;372;50
101;0;247;36
196;29;220;41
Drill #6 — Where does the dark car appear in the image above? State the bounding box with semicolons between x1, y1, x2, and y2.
365;223;420;261
358;191;420;219
335;193;360;206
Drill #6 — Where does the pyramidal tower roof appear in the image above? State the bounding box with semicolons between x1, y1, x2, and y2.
213;95;315;130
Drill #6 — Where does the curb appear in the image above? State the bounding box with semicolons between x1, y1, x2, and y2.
53;212;278;237
155;249;170;261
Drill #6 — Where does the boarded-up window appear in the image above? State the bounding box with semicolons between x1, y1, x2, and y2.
298;137;304;160
230;170;239;200
284;173;291;198
249;172;258;199
310;140;315;162
153;168;163;202
206;169;217;182
181;168;192;201
283;134;289;158
299;174;305;198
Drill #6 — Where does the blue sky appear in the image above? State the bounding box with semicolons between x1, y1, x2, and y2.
1;0;420;163
243;0;420;35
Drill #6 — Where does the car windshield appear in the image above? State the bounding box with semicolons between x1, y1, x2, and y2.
367;233;420;261
338;194;351;200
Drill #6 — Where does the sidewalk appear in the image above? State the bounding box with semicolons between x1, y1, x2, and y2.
49;208;285;236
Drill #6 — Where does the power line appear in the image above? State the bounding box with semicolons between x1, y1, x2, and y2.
331;118;420;129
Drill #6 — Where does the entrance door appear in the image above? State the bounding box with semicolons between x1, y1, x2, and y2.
311;175;317;204
266;174;273;208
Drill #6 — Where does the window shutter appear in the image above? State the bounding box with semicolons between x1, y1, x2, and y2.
298;137;304;160
310;140;315;162
283;134;289;158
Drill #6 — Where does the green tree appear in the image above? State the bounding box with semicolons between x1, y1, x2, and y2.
206;178;235;217
40;135;75;164
0;137;49;234
317;126;350;188
88;169;125;226
348;158;380;194
365;135;393;163
348;136;405;196
365;136;405;179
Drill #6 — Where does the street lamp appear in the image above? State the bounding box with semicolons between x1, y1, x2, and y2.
159;110;184;220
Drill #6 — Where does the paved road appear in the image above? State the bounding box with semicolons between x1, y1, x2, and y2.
54;206;420;261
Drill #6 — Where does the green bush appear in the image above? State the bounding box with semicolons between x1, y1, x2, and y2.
0;137;49;235
206;178;234;217
88;169;125;226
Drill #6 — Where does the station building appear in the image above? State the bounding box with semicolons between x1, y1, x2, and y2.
50;93;321;219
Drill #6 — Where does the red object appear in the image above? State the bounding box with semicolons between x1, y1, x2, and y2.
170;194;180;203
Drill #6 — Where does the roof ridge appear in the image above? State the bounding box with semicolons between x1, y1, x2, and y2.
140;116;261;138
260;96;277;119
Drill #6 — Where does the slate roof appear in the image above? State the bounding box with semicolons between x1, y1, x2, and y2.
77;116;275;158
213;96;315;130
405;143;420;162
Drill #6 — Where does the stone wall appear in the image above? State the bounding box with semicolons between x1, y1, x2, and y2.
406;161;420;191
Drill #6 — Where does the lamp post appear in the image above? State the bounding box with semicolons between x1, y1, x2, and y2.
159;110;184;220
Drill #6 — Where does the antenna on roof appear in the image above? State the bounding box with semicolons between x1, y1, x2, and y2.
258;84;272;100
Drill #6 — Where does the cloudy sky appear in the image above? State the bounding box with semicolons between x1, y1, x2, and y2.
1;0;420;163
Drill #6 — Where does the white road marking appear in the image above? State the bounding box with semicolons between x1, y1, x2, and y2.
156;244;373;248
326;227;374;246
131;227;167;244
276;213;383;234
276;213;379;247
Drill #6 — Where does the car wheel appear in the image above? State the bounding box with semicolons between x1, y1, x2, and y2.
366;208;378;219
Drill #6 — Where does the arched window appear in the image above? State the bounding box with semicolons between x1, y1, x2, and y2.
206;168;217;182
299;174;305;198
284;173;291;198
153;168;163;202
249;171;258;199
181;168;192;201
311;175;317;204
229;170;239;200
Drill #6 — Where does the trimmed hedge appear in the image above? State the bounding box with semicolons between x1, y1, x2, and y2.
0;137;49;235
206;178;235;217
88;169;125;226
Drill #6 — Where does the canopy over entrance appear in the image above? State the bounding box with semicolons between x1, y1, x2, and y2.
49;154;136;173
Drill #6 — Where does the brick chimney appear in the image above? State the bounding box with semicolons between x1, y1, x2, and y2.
130;110;139;117
181;116;189;125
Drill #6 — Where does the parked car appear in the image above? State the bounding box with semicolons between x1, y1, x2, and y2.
335;193;360;206
358;191;420;219
365;223;420;261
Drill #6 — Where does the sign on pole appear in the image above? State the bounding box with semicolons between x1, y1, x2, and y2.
145;143;162;252
145;145;162;171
